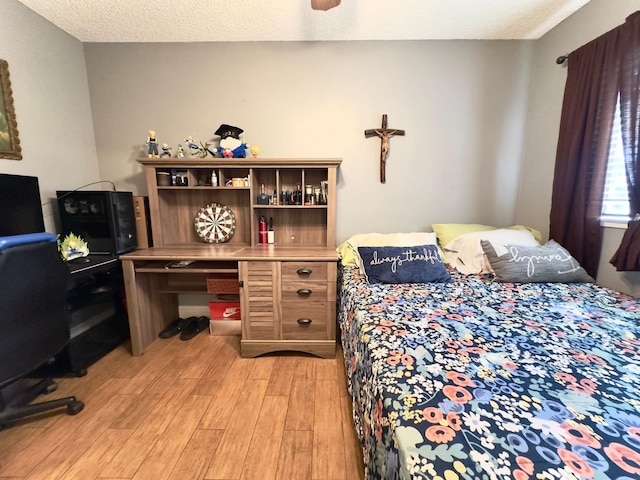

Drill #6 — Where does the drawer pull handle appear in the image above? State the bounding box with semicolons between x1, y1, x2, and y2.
297;318;312;326
296;268;312;276
297;288;312;296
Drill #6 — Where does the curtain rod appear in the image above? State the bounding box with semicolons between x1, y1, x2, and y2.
556;55;568;65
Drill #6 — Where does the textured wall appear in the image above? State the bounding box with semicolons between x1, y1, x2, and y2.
84;40;533;244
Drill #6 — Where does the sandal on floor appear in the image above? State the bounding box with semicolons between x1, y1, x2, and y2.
159;317;187;339
179;316;210;341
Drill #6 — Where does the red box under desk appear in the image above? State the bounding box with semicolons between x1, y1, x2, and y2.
209;302;241;320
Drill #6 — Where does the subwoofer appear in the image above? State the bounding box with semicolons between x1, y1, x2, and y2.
56;191;137;255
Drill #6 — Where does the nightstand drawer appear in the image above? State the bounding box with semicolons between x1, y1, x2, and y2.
281;262;328;282
281;282;329;301
282;302;330;340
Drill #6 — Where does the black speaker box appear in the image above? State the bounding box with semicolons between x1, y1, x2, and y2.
56;191;137;255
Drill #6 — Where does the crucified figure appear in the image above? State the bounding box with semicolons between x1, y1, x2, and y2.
365;114;405;183
376;128;398;163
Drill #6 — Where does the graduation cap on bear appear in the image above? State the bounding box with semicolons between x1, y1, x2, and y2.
215;124;244;140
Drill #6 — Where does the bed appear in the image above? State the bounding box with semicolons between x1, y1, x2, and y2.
337;229;640;480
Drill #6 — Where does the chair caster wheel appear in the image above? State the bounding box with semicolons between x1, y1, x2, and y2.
44;382;58;394
67;399;84;415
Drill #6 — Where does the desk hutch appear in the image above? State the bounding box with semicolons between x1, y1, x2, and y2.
120;158;341;358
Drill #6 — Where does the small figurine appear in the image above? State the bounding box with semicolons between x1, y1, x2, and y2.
196;141;216;158
176;144;185;158
250;145;260;158
184;135;199;156
146;130;159;158
160;143;172;157
58;232;90;261
215;124;247;158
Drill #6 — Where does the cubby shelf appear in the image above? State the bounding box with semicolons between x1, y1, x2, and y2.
139;158;340;248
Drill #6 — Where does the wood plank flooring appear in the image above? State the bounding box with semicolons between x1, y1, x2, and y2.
0;332;365;480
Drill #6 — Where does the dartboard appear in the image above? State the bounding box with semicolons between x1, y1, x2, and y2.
194;203;236;243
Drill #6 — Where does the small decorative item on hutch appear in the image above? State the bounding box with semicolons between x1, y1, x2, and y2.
215;124;248;158
184;135;199;156
194;203;236;243
257;184;270;205
160;143;172;157
156;171;171;186
146;130;159;158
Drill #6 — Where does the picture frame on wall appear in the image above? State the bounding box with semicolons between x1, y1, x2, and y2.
0;59;22;160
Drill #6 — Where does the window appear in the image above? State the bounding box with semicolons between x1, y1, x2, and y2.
601;96;630;219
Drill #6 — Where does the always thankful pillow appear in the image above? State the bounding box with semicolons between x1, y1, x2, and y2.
481;239;594;283
336;232;439;268
357;244;451;284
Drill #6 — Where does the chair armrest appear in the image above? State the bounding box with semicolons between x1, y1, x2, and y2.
0;232;57;250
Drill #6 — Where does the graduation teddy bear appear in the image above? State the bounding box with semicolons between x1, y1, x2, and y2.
215;124;247;158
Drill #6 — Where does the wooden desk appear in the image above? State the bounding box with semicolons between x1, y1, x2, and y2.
120;245;338;358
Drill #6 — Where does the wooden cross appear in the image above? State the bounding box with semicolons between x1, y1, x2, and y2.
364;114;405;183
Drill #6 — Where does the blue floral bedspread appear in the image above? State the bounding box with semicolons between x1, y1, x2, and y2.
338;265;640;480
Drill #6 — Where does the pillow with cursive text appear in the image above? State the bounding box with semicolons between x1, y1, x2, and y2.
480;239;594;283
357;245;452;284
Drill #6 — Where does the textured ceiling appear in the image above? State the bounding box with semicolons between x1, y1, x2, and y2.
17;0;590;43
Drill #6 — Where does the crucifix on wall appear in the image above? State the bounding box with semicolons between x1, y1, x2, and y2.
364;114;405;183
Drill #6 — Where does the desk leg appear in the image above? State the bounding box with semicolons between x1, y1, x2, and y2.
122;260;178;356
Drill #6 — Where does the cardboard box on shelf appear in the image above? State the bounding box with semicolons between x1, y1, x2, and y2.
209;319;241;336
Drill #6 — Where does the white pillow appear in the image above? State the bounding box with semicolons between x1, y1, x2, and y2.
444;229;539;275
336;232;439;268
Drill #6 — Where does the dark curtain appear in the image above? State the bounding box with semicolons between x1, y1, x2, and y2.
549;28;621;279
611;12;640;271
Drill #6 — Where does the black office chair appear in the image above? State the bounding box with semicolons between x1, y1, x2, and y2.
0;233;84;430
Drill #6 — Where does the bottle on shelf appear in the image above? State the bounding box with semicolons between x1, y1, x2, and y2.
304;185;314;205
267;217;275;244
319;180;328;205
257;184;270;205
272;189;278;205
294;184;302;205
259;216;268;244
211;170;218;187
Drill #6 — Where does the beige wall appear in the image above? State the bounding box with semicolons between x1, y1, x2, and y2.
0;0;100;232
517;0;640;293
84;40;533;245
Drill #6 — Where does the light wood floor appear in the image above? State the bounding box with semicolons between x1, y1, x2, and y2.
0;332;365;480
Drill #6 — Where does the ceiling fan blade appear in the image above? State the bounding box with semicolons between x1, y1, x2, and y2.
311;0;341;11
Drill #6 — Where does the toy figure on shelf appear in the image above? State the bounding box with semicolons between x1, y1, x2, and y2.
146;130;159;158
215;124;247;158
250;145;260;158
196;141;216;158
58;232;89;261
176;144;185;158
184;135;199;156
160;143;172;157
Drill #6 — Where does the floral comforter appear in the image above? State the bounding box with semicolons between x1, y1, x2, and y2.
338;266;640;480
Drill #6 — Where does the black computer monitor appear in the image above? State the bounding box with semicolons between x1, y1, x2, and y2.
0;173;46;236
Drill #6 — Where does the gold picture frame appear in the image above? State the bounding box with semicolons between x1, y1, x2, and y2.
0;59;22;160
